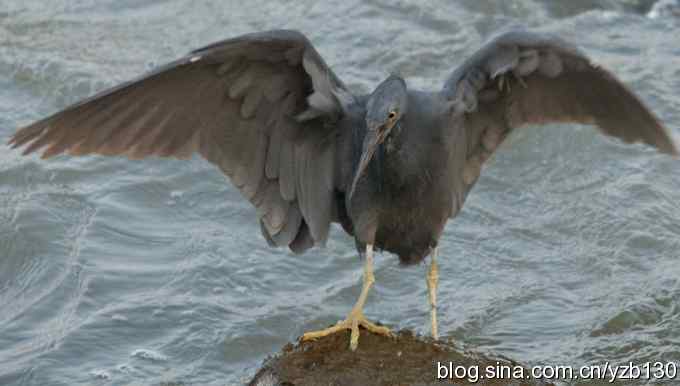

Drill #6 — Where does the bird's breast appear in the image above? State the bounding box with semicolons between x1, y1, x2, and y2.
371;168;453;264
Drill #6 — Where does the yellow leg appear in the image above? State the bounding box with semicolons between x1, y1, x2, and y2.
301;244;392;350
427;247;439;340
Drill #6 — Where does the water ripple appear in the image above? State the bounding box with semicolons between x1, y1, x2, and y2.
1;1;680;385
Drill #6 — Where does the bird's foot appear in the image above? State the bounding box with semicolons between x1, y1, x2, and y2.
301;308;393;351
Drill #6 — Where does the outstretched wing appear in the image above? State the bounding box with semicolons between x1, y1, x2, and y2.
9;29;354;253
442;29;677;195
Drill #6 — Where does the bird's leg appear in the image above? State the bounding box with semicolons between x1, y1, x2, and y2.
301;244;392;351
427;247;439;340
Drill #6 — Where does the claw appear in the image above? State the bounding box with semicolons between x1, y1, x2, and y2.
300;244;392;350
301;310;393;351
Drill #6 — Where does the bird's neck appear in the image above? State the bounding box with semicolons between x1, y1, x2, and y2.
369;133;413;196
369;143;385;193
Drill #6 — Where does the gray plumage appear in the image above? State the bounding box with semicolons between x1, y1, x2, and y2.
8;29;677;264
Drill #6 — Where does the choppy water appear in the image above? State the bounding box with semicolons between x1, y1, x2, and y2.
2;1;680;385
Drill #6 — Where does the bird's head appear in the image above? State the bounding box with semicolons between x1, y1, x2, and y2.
349;75;408;199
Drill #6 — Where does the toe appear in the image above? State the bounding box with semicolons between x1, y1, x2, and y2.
349;318;360;351
301;322;347;341
361;319;393;337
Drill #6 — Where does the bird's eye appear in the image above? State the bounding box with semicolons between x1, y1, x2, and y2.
388;111;397;120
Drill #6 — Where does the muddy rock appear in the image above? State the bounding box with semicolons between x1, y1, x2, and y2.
248;328;554;386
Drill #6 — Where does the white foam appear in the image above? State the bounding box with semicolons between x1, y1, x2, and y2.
89;369;111;380
116;363;134;373
648;0;680;19
130;348;168;361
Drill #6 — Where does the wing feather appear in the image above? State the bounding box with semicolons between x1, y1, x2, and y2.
9;29;353;253
443;29;677;199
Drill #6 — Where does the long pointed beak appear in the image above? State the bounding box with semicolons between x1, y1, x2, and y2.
348;125;386;200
